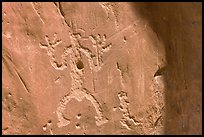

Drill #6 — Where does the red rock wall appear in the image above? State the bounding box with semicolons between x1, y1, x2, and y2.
2;2;201;135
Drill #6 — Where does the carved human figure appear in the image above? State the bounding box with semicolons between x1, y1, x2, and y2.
40;31;112;128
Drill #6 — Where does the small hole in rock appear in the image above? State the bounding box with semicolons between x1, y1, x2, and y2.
42;125;47;131
124;36;126;42
76;123;80;129
8;93;12;97
48;120;52;123
76;113;82;119
76;60;84;70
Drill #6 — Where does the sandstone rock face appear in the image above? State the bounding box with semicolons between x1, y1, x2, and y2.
2;2;201;135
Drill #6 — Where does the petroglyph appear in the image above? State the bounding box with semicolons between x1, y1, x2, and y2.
40;26;111;128
55;32;109;128
40;33;109;128
39;34;70;70
85;34;112;72
117;63;142;130
42;120;54;135
75;123;80;129
39;2;125;130
118;91;142;130
76;113;81;119
116;62;128;87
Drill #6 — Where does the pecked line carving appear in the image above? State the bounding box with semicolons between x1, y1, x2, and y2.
40;8;113;128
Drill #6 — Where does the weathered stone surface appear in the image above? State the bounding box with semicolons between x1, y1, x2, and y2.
2;2;201;135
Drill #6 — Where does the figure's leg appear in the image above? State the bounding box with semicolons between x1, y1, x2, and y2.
83;89;108;126
56;94;73;128
56;91;86;128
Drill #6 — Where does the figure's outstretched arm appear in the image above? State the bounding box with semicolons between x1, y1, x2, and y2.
39;35;72;70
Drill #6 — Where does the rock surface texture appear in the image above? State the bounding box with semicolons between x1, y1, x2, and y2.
2;2;201;135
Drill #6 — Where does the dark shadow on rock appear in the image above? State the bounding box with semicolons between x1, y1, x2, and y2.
130;2;202;134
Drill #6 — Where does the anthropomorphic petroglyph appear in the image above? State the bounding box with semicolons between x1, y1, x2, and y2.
40;31;112;128
39;2;145;130
117;91;142;130
116;63;143;130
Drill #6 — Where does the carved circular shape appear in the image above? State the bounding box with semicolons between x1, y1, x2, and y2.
76;60;84;70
